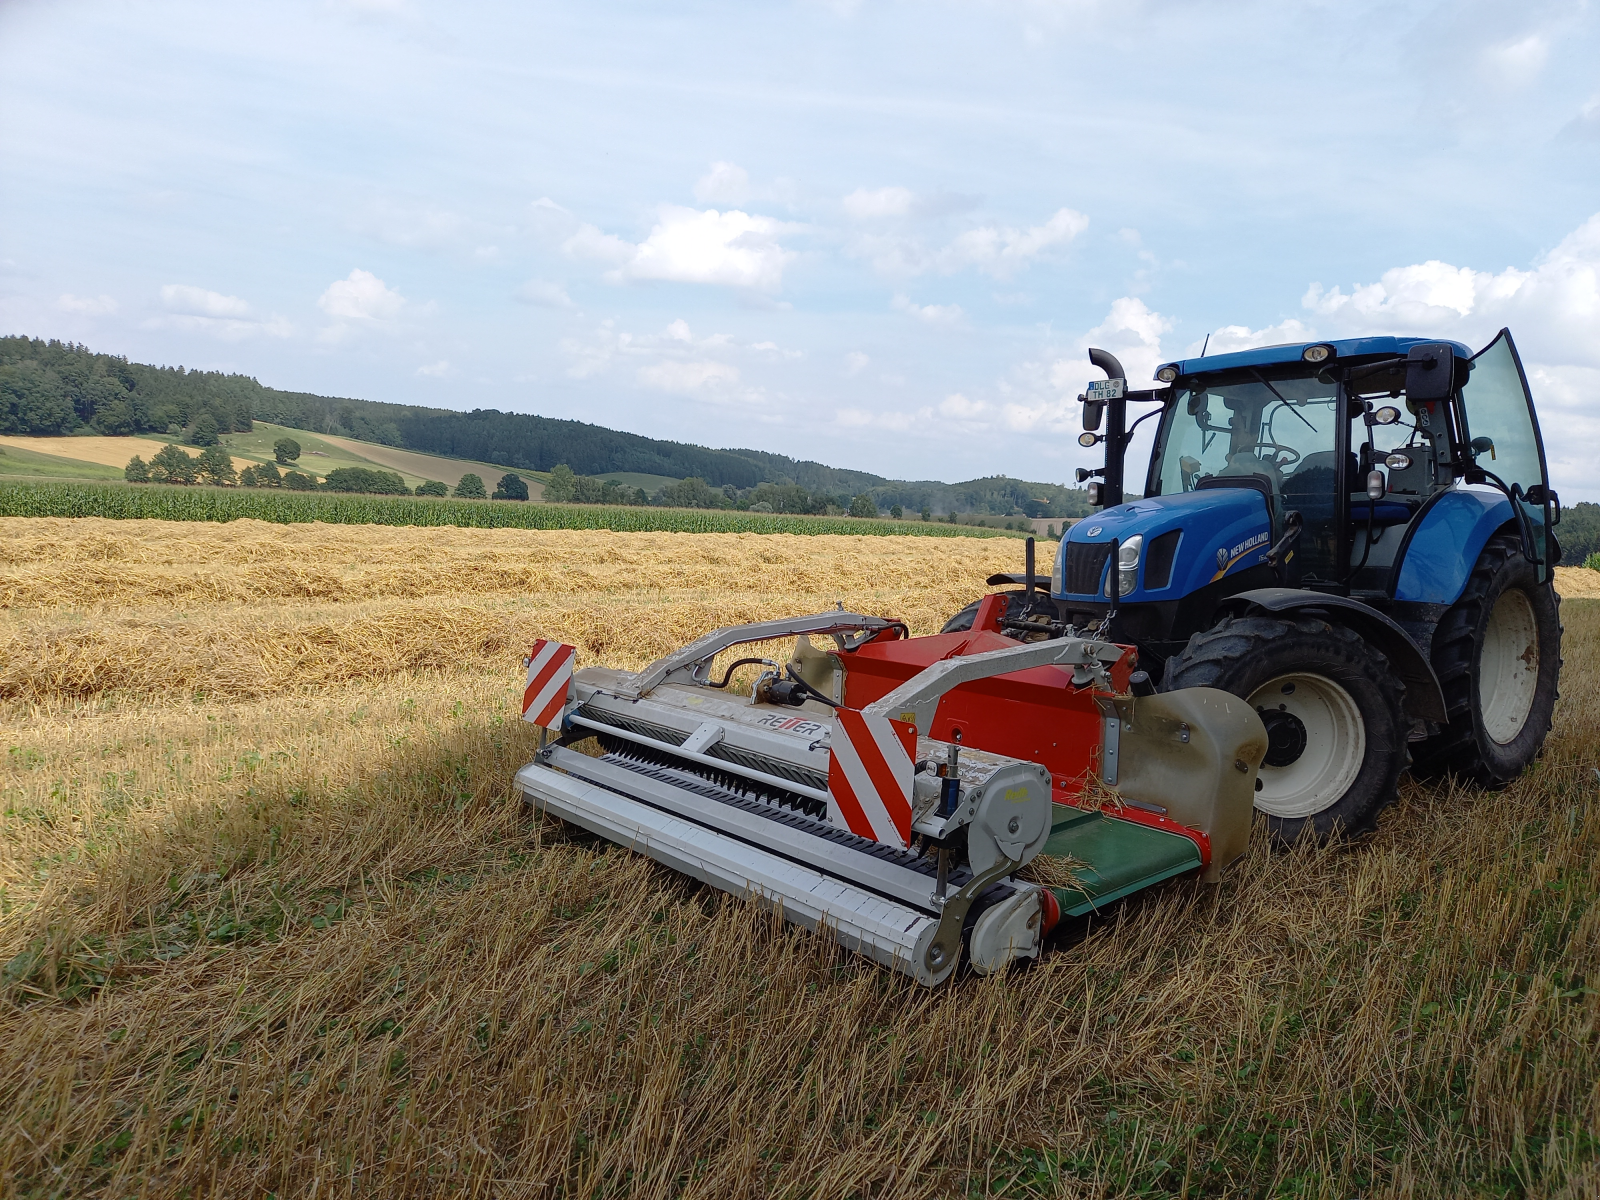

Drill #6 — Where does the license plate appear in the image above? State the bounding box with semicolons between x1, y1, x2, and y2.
1086;378;1125;402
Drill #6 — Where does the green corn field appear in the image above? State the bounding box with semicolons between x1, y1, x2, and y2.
0;481;1028;539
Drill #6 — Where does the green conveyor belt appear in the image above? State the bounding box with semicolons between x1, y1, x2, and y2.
1040;804;1202;918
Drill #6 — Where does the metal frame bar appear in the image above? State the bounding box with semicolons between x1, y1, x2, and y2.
516;759;949;985
622;612;894;698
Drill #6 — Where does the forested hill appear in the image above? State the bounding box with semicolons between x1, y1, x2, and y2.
0;334;1092;516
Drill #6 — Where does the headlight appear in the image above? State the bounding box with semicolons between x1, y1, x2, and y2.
1106;534;1143;598
1051;546;1064;595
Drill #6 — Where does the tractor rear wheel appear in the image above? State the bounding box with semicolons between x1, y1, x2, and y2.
1161;616;1408;844
1411;532;1561;787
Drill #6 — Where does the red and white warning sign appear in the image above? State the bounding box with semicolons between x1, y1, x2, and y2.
827;709;916;849
521;640;576;729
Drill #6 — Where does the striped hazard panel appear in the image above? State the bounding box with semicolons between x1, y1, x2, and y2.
827;709;917;849
521;640;576;729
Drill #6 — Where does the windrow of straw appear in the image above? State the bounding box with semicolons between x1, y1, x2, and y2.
2;516;1598;1198
0;518;1033;610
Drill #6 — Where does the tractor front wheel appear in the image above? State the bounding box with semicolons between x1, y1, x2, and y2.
1161;616;1408;844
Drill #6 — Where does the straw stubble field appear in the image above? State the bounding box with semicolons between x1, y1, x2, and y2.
1;517;1598;1199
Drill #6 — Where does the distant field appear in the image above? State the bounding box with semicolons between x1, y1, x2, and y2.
243;425;545;495
0;428;540;495
0;434;253;475
0;442;127;481
0;480;1030;538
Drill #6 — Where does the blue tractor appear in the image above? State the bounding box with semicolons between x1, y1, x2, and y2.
948;330;1563;843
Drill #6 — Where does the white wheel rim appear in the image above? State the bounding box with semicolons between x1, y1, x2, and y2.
1247;673;1366;819
1479;588;1539;745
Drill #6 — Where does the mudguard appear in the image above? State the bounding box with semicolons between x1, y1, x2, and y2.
1389;488;1515;605
1213;588;1447;722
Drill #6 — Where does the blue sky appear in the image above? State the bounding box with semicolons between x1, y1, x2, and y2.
3;0;1598;496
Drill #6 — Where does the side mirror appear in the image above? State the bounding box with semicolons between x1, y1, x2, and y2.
1081;397;1104;432
1406;343;1457;402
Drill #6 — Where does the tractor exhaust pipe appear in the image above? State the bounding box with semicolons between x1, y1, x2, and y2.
1086;349;1129;509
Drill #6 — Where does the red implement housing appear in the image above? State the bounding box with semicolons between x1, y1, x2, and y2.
836;594;1214;867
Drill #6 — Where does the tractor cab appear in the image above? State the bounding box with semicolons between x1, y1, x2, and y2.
1142;332;1555;598
1054;332;1557;650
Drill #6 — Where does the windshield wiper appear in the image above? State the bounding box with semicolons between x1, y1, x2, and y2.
1251;368;1316;432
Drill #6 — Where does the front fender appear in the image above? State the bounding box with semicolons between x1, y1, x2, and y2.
1214;588;1447;722
1390;488;1513;605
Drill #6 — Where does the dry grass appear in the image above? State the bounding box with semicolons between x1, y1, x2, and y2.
2;518;1597;1199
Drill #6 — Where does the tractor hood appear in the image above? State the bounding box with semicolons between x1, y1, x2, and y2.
1054;487;1272;602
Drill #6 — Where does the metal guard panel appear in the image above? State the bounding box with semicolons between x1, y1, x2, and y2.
1040;807;1202;918
1394;488;1513;605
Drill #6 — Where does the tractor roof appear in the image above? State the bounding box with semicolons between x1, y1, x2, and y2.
1155;335;1473;381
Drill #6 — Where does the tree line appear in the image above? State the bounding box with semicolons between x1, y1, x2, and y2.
4;335;1090;516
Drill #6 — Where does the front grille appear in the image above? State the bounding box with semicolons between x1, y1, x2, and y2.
1063;541;1113;596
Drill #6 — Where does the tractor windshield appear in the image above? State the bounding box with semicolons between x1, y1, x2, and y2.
1153;372;1341;499
1150;370;1345;582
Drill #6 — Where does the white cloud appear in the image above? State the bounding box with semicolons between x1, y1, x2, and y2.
849;206;1088;279
162;284;252;319
626;207;797;290
1483;33;1548;88
515;279;573;307
151;283;291;339
892;293;964;326
938;392;988;420
637;359;743;397
940;207;1087;277
318;268;406;323
565;208;796;290
416;359;451;377
1295;210;1600;500
57;293;117;316
1187;318;1316;358
1302;211;1600;368
843;186;914;220
693;162;750;205
563;223;633;266
844;351;870;375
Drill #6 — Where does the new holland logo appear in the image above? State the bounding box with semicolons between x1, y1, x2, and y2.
1216;547;1229;569
1087;526;1103;536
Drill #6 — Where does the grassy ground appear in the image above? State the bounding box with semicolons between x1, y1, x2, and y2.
0;443;126;481
1;520;1596;1198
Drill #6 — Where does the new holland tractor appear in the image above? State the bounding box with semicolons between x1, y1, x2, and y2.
956;329;1563;843
510;328;1560;984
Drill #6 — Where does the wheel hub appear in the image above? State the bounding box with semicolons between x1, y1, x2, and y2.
1258;707;1308;767
1244;673;1366;819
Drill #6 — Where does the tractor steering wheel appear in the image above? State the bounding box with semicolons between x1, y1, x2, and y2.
1254;441;1301;470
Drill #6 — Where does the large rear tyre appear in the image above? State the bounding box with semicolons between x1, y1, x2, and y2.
1411;532;1561;787
1161;616;1408;844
